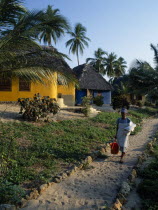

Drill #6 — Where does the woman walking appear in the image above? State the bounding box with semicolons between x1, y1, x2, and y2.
115;108;136;163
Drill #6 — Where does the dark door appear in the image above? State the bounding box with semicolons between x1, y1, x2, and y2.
76;89;87;105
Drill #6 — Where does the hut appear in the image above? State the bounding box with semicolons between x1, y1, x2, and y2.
73;64;113;105
0;46;76;106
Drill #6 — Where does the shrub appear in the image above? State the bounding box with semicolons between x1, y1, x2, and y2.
0;181;25;205
112;95;130;110
82;96;92;117
93;95;104;106
131;99;137;105
155;100;158;107
136;100;143;107
144;101;153;107
18;93;60;121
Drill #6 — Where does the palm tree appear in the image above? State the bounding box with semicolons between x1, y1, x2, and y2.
0;0;26;26
0;0;74;83
86;48;107;74
114;57;127;78
39;5;70;46
104;52;118;77
66;23;90;65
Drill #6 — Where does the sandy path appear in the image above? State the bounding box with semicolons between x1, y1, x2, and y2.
22;118;158;210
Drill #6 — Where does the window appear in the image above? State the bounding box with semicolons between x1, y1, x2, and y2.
0;78;12;91
19;78;31;91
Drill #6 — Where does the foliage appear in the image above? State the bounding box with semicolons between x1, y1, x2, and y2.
0;108;157;204
0;0;73;83
81;96;92;117
137;137;158;209
93;95;104;106
66;23;90;65
0;181;25;205
86;48;107;74
18;93;60;121
86;49;127;77
39;5;70;46
112;95;130;110
144;101;153;107
111;75;130;96
104;53;126;78
136;100;143;107
128;44;158;101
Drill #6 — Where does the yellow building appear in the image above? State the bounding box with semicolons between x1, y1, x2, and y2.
0;76;75;106
0;46;76;106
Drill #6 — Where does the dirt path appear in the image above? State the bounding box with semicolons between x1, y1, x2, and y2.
22;118;158;210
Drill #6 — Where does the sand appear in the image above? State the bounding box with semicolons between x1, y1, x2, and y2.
21;117;158;210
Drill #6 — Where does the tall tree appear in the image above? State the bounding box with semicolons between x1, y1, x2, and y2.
39;5;70;46
128;43;158;99
114;57;127;78
0;0;74;83
66;23;90;65
86;48;107;74
104;52;118;77
0;0;26;26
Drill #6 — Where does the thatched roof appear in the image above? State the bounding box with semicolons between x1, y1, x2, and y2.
73;64;113;91
0;45;74;77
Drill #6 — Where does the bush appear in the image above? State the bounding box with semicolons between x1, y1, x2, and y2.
81;96;92;117
112;95;130;110
136;100;143;107
144;101;153;107
18;93;60;121
0;181;25;205
131;99;137;105
93;95;104;106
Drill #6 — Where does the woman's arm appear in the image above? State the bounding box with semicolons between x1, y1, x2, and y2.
115;124;118;139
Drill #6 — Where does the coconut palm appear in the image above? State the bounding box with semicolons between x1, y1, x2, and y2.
104;52;118;77
114;57;127;78
0;0;74;83
128;43;158;95
0;0;26;26
66;23;90;65
39;5;70;46
86;48;107;74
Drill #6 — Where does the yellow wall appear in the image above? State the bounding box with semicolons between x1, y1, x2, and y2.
57;84;75;96
0;76;57;101
57;84;75;106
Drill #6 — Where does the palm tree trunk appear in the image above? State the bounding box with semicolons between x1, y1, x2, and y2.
77;49;79;66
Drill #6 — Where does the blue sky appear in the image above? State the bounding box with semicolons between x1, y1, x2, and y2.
25;0;158;72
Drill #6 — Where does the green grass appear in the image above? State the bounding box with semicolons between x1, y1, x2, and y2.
0;107;157;204
137;132;158;210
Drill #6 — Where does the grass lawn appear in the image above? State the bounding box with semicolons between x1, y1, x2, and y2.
0;107;157;204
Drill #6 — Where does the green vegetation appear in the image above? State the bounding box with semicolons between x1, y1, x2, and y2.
137;134;158;209
93;95;104;106
81;96;92;116
18;94;60;121
86;48;127;77
112;95;130;110
66;23;90;65
0;0;73;82
0;107;157;204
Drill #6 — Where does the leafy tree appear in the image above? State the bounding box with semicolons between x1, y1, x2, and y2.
86;48;107;74
0;0;74;83
66;23;90;65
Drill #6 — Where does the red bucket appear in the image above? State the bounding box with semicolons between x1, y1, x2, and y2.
110;142;119;154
